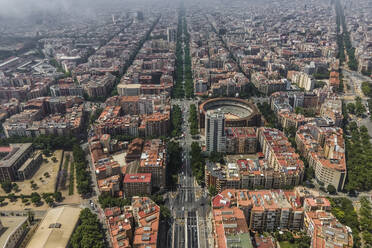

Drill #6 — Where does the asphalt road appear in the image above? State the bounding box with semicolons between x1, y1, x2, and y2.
169;97;210;248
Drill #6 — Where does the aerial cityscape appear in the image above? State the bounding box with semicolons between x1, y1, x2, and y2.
0;0;371;247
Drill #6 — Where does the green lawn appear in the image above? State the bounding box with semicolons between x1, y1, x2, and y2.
279;241;298;248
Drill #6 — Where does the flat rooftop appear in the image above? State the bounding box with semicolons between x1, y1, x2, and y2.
26;206;81;248
0;216;28;248
0;143;32;168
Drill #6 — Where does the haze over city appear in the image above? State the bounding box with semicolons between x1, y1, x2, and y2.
0;0;371;247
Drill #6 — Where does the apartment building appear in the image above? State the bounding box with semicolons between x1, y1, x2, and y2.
205;109;226;154
251;72;287;95
0;143;42;182
303;197;331;212
225;127;257;154
50;83;84;97
3;104;85;138
320;99;343;127
277;110;306;129
212;189;304;232
98;175;121;196
296;124;346;191
125;138;144;163
139;112;169;137
288;71;314;91
257;127;304;186
123;173;152;197
304;211;353;248
138;139;166;189
212;207;253;248
205;157;305;192
105;196;160;248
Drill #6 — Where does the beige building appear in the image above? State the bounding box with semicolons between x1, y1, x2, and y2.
296;124;346;191
0;216;28;248
26;206;81;248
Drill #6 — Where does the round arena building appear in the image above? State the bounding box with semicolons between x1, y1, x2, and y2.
199;97;261;128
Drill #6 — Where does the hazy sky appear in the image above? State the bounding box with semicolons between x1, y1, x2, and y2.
0;0;126;18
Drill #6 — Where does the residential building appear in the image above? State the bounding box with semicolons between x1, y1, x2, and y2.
212;189;304;232
257;127;305;186
138;139;166;188
225;127;257;154
0;143;40;182
296;124;346;191
304;211;353;248
212;207;253;248
105;196;160;248
303;197;331;212
98;175;121;196
205;110;226;154
123;173;152;197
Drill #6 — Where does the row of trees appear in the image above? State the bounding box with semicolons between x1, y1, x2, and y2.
361;81;372;120
0;191;62;207
361;81;371;97
329;197;361;247
346;97;366;117
0;134;78;151
70;208;105;248
72;145;92;196
166;141;182;187
171;105;183;137
188;104;199;135
173;9;185;99
183;17;194;99
344;122;372;192
334;0;358;70
359;197;372;246
190;142;205;184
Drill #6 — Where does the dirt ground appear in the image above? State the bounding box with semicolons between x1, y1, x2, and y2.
0;150;83;211
58;151;83;205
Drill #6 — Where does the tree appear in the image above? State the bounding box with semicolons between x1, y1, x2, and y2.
53;191;63;202
0;197;5;206
31;183;38;190
208;186;218;196
208;151;224;164
7;193;17;202
329;197;361;246
347;103;355;114
12;183;19;192
362;82;371;97
31;192;41;205
327;184;337;194
45;196;54;206
70;208;105;248
98;193;131;208
160;205;171;221
1;180;12;193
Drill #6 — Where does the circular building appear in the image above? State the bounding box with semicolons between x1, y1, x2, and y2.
199;97;261;128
